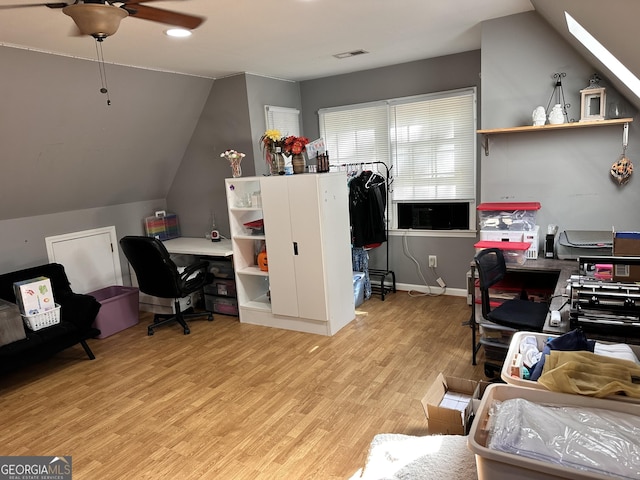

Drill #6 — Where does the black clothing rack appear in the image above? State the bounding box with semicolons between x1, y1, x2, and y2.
334;161;396;300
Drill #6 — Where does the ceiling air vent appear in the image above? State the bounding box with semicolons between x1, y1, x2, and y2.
333;49;369;59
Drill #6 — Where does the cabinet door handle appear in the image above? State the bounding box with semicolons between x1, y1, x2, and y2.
293;242;298;255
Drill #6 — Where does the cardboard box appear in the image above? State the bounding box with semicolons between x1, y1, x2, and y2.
13;276;55;315
421;373;483;435
613;231;640;282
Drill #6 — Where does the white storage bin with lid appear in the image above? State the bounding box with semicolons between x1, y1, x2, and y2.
468;383;640;480
477;202;540;231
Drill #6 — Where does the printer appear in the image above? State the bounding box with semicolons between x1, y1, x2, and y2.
556;230;613;260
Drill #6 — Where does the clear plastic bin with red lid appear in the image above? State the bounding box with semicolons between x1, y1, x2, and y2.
474;241;531;265
477;202;540;231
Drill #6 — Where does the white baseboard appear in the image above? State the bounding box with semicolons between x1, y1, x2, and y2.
392;282;466;298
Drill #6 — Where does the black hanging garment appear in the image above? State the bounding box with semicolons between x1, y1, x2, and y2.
349;171;387;248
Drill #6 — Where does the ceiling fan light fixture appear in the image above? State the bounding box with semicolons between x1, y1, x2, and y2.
165;28;192;38
63;3;128;39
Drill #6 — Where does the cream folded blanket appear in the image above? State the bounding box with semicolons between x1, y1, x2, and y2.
538;350;640;398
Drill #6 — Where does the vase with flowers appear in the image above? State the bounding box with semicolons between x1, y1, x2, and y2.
283;135;310;174
220;149;245;178
260;129;285;175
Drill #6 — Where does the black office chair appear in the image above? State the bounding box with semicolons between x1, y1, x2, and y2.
474;247;549;331
120;236;213;336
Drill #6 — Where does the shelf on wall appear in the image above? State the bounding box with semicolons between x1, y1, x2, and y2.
477;117;633;155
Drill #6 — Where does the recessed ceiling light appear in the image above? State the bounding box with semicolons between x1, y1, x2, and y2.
165;28;192;38
333;49;369;59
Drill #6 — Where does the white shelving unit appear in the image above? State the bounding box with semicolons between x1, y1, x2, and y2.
225;173;355;336
225;178;270;316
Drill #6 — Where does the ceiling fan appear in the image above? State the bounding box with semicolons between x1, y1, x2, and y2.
0;1;205;39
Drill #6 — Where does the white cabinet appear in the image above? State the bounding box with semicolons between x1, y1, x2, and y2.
225;173;354;336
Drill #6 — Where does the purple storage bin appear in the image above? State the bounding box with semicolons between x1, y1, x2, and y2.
89;286;140;338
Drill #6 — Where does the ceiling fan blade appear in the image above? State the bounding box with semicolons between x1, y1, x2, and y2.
0;2;69;9
122;3;204;29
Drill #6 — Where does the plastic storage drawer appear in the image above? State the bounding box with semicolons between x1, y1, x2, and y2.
204;295;238;316
204;279;236;297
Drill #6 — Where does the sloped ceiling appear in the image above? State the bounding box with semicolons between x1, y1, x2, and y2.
532;0;640;112
0;47;212;221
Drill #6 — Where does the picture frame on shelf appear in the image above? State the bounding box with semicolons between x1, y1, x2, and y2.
580;86;606;121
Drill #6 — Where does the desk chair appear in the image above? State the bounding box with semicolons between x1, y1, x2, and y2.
120;236;213;336
474;247;549;332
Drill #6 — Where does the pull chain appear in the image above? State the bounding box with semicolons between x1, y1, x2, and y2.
94;38;112;106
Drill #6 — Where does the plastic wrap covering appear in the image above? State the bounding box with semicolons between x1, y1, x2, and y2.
487;398;640;479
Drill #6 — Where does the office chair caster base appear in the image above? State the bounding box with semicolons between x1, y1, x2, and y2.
183;327;190;335
484;361;502;379
147;326;155;336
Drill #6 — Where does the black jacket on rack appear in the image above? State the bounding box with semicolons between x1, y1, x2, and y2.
349;170;387;248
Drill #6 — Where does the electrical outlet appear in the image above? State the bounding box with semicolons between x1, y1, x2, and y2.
428;255;437;268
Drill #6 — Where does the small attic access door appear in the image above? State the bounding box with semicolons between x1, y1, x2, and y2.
45;226;123;294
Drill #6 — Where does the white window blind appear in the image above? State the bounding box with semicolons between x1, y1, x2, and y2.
319;102;389;165
390;90;476;202
265;106;300;137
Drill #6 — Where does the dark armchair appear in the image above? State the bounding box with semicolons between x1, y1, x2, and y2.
119;236;213;336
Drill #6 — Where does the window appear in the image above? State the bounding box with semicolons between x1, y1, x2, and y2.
319;88;476;231
565;12;640;100
265;105;300;137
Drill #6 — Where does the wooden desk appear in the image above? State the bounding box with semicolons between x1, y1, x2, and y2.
469;257;577;366
163;237;233;257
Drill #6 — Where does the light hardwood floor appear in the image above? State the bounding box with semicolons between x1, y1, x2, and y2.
0;292;486;479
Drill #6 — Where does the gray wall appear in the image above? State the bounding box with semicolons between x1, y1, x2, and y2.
246;75;302;175
166;74;253;240
0;199;164;277
300;51;482;290
299;11;640;291
166;73;302;239
0;46;211;221
480;12;640;232
0;45;211;274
